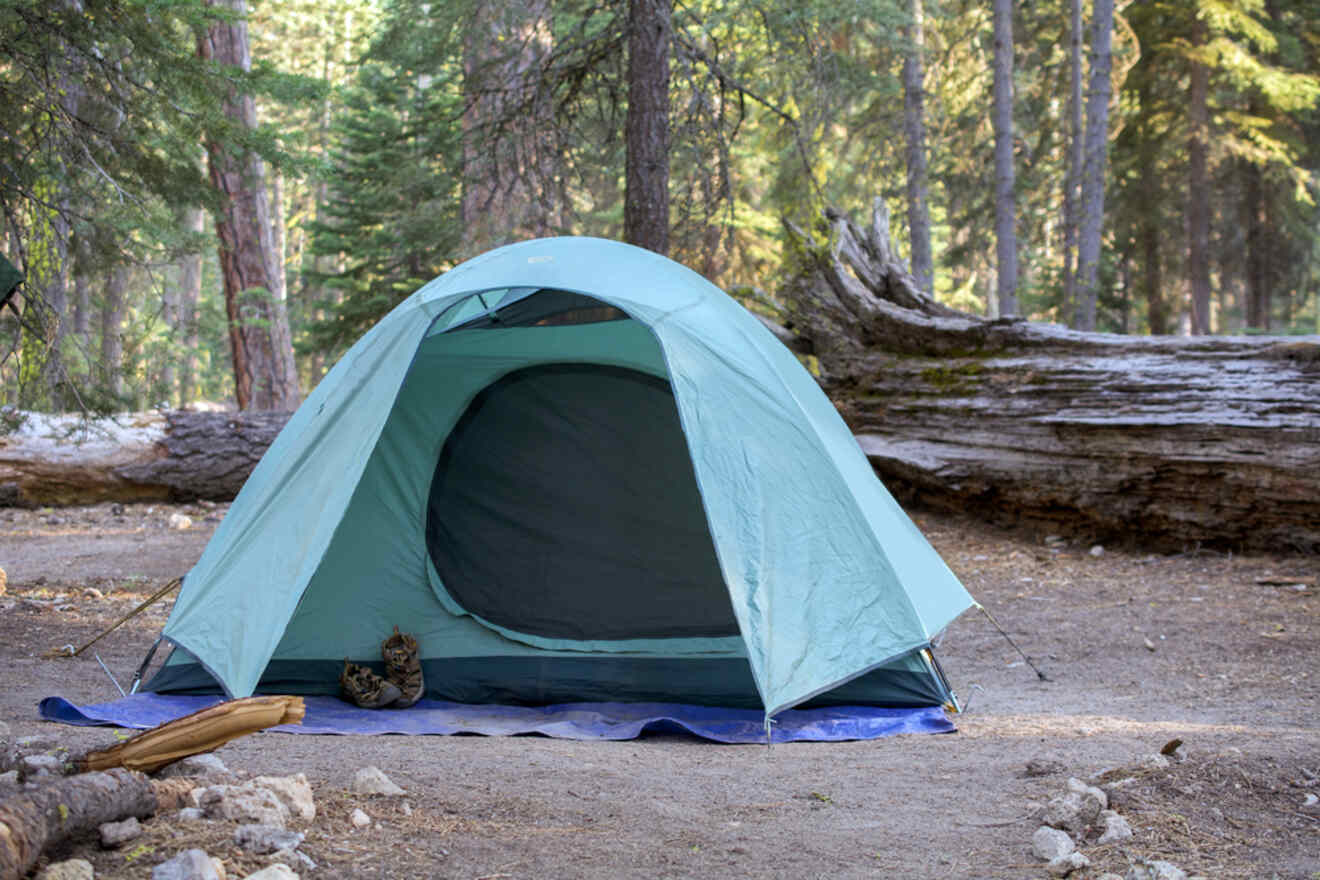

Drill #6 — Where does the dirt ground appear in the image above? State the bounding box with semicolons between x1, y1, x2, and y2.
1;502;1316;880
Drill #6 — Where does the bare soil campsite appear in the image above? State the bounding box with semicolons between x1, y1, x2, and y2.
1;502;1315;879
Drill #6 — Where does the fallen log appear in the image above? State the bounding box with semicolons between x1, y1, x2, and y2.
0;768;191;880
779;200;1320;552
0;409;287;507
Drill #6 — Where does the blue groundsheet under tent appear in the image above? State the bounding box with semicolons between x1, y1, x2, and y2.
39;695;954;744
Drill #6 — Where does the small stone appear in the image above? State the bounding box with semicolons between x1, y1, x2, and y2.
1031;826;1075;861
152;848;221;880
1302;793;1317;807
1036;784;1102;834
252;774;315;821
1097;810;1133;844
168;513;193;530
1098;874;1125;880
352;766;406;797
401;800;412;816
16;734;55;751
234;823;305;855
199;784;290;827
1067;777;1109;811
350;807;371;828
177;807;206;821
1140;753;1171;771
1127;860;1187;880
82;587;104;599
1048;852;1090;877
1143;637;1157;652
157;753;231;780
0;770;19;791
35;859;94;880
21;753;65;777
100;815;143;848
243;866;299;880
1089;544;1105;557
1023;758;1065;778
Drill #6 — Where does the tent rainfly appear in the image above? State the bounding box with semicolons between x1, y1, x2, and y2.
147;237;974;720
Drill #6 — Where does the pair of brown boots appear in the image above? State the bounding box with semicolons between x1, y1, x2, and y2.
340;626;425;709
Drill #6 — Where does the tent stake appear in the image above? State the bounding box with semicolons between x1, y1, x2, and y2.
94;653;127;697
976;603;1051;681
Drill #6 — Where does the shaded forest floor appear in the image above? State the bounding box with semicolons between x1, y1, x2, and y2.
1;503;1316;879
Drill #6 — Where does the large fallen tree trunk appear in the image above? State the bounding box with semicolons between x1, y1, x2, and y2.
0;769;192;880
778;201;1320;552
0;409;287;507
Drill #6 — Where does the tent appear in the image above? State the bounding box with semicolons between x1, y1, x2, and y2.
147;237;974;720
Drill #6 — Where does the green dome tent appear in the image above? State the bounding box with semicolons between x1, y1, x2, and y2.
148;237;973;719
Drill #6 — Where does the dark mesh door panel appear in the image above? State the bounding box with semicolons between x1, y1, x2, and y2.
426;364;738;641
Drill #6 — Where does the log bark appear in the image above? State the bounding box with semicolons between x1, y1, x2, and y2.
0;768;156;880
0;410;288;507
0;770;198;880
779;201;1320;553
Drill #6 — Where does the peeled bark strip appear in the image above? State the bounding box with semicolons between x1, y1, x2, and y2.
0;410;288;506
780;202;1320;552
78;696;304;774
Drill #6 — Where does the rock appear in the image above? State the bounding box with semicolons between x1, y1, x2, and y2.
1097;810;1133;844
1098;776;1138;809
168;513;194;530
1143;637;1157;652
100;815;143;848
0;770;19;792
252;774;316;821
1036;783;1102;835
36;860;94;880
16;734;55;751
82;587;104;599
350;807;371;828
1031;826;1075;861
1089;544;1105;557
1140;753;1171;771
21;753;65;777
1302;793;1317;808
152;848;222;880
157;753;232;780
198;784;290;827
1067;777;1108;811
243;866;299;880
177;807;206;821
1023;758;1066;778
1127;861;1187;880
352;766;406;796
234;823;305;855
1098;874;1125;880
1048;852;1090;877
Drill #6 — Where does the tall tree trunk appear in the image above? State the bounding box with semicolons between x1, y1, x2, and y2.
100;266;127;398
198;0;300;411
1243;161;1270;330
991;0;1017;316
1186;23;1212;335
1074;0;1114;331
624;0;672;256
1062;0;1083;320
460;0;555;253
902;0;932;293
178;208;204;406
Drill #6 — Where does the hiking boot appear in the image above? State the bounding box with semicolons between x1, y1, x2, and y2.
380;625;424;708
340;658;402;709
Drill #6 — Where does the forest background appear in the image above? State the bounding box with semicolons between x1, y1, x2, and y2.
2;0;1318;414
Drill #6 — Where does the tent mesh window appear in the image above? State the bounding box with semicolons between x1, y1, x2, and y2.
426;359;740;642
446;288;629;332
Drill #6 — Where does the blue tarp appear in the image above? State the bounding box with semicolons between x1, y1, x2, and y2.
39;694;954;744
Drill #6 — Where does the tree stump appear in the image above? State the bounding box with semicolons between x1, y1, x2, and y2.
778;201;1320;552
